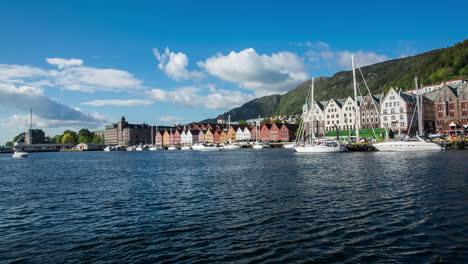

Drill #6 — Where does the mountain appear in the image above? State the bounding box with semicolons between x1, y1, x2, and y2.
203;40;468;122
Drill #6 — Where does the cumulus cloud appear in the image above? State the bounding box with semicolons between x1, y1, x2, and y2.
303;41;390;70
153;47;204;81
147;86;254;110
0;83;107;127
0;59;145;93
82;99;153;106
46;58;83;69
197;48;308;96
159;116;184;122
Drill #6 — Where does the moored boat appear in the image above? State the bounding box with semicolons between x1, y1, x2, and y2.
12;151;28;158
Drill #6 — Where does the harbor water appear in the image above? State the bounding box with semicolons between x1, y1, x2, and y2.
0;150;467;263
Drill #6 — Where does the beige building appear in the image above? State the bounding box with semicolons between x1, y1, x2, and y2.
104;116;152;146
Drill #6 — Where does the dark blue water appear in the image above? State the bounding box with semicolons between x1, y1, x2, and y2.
0;150;467;263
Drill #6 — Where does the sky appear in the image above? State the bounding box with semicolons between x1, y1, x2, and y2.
1;0;467;144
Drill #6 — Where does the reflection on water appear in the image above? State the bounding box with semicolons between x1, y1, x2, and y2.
0;150;467;263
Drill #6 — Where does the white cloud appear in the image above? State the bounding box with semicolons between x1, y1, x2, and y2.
147;86;254;110
82;99;153;106
4;113;106;130
159;116;184;122
0;64;48;82
46;58;83;69
0;59;145;93
153;47;204;81
0;83;107;126
303;41;390;70
197;48;308;96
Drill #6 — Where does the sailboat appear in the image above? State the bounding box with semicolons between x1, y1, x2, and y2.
224;115;241;149
13;108;32;158
294;78;344;153
373;77;442;152
252;115;266;149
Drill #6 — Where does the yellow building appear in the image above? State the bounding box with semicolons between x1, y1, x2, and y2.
219;130;227;143
204;129;213;143
228;126;237;142
162;130;171;146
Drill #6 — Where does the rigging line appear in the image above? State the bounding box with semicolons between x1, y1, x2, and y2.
356;80;377;139
355;60;389;140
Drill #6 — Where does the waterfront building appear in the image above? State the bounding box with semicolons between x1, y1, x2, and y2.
434;82;468;133
162;130;171;146
104;116;152;146
204;129;214;143
235;127;244;141
249;126;259;141
196;130;205;143
227;126;237;142
278;124;298;142
260;123;280;142
14;143;74;152
242;127;251;141
172;129;181;145
380;87;418;133
155;130;163;146
25;128;46;145
324;99;343;132
340;96;362;131
360;94;383;129
213;130;220;143
219;130;227;143
189;130;199;143
75;143;106;151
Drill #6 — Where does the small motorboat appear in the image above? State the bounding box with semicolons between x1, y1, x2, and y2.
12;151;28;158
283;143;296;149
180;146;191;150
167;146;177;150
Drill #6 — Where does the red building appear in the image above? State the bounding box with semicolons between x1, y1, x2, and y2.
249;126;260;141
260;123;280;141
278;124;298;142
172;129;181;145
213;130;220;143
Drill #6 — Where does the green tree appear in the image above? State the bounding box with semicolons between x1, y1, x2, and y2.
5;141;13;147
13;132;25;142
295;118;302;125
63;130;77;142
52;135;63;144
272;119;282;124
78;129;93;143
62;133;76;144
238;120;248;126
260;119;270;126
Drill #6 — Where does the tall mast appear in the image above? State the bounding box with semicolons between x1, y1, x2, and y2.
415;76;423;137
352;55;360;142
257;115;260;142
310;77;315;145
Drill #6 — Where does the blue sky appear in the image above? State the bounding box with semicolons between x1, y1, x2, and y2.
1;0;467;144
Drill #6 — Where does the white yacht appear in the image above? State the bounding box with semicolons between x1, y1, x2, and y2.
294;77;344;153
127;146;136;151
224;115;241;149
283;143;296;149
180;146;191;150
373;77;442;152
149;146;159;151
191;143;205;150
373;136;442;151
12;151;28;158
104;146;112;152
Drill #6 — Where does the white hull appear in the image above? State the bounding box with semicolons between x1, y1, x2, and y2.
167;146;177;150
373;141;442;152
180;146;191;150
223;144;240;149
149;147;159;151
283;143;296;149
199;147;221;151
252;144;264;149
191;144;205;150
127;147;136;151
12;152;28;158
294;145;343;153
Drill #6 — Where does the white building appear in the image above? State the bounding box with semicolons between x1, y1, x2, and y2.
242;127;251;141
341;96;362;131
181;130;193;145
235;127;245;141
380;87;417;131
324;99;344;131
